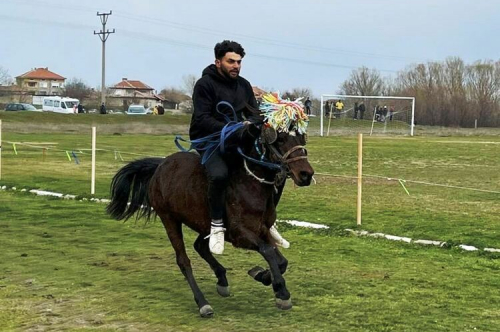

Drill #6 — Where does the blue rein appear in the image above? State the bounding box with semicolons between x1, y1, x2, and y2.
237;147;282;171
175;101;243;164
175;101;282;170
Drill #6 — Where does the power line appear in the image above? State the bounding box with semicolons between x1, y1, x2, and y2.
114;12;419;62
4;0;422;63
117;30;399;73
0;14;398;73
0;14;94;30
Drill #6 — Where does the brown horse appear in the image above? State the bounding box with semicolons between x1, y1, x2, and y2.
107;126;314;317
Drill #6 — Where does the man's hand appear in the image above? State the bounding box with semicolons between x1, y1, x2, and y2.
242;121;260;138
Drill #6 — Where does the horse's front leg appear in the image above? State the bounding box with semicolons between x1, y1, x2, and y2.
258;242;292;310
248;248;288;286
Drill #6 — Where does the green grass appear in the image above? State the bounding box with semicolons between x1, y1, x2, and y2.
0;111;192;127
0;129;498;248
0;192;499;331
0;111;191;136
0;111;499;330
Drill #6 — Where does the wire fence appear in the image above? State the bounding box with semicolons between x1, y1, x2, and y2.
2;136;498;197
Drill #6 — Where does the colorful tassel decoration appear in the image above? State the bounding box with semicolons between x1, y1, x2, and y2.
259;92;309;134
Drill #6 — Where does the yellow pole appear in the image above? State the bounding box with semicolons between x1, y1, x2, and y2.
91;126;96;195
0;120;2;181
357;133;363;226
327;105;333;136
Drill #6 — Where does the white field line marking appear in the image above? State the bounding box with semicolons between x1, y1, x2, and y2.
314;172;500;195
1;185;499;254
278;219;330;229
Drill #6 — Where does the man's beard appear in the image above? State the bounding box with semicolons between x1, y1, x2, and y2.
221;66;239;80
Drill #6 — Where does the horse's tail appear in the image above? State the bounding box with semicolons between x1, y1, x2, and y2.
106;157;164;221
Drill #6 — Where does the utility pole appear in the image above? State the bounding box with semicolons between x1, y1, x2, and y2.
94;11;115;105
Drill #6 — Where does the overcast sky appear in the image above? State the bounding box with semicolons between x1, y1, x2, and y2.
1;0;498;97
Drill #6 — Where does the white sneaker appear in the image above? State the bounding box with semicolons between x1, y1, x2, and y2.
206;225;225;255
269;225;290;249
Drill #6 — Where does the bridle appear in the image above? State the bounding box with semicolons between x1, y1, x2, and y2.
242;133;308;187
267;144;308;166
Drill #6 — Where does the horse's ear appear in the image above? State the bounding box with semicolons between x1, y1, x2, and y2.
299;133;307;145
262;126;277;144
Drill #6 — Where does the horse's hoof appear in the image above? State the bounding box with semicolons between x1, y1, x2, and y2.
248;266;265;279
199;304;214;318
248;266;272;286
216;284;230;297
276;298;292;310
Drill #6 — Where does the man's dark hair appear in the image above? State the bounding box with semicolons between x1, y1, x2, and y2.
214;40;245;60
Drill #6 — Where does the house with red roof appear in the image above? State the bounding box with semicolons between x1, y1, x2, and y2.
108;78;166;111
15;67;66;96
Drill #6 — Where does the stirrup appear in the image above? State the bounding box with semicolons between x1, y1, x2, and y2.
269;225;290;249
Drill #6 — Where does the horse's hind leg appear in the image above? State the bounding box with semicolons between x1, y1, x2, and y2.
161;217;214;318
249;248;288;287
194;235;230;297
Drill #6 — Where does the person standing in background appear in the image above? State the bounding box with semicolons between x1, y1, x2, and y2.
359;101;366;119
304;97;312;115
335;99;344;118
100;102;106;114
389;105;395;121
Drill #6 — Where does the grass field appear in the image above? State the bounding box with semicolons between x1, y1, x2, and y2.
0;112;499;331
1;192;499;331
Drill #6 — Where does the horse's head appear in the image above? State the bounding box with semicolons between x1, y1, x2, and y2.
260;125;314;186
240;93;315;186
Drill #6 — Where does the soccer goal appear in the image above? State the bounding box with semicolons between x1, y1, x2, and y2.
319;95;416;136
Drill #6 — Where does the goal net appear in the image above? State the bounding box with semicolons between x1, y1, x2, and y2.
318;95;415;136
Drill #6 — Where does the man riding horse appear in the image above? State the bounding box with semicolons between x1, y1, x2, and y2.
190;40;289;255
107;56;313;315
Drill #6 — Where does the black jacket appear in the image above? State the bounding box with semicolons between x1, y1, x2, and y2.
189;64;260;140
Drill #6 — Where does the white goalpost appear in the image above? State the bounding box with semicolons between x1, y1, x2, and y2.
319;94;416;136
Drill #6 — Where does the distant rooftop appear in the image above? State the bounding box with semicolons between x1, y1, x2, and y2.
111;78;154;90
16;67;65;80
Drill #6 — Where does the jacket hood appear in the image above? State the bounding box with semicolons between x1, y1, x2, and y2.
202;64;236;84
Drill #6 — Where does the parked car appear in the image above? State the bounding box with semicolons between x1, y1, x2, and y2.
4;103;38;111
127;105;147;115
108;110;124;115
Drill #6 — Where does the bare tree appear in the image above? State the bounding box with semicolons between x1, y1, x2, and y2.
340;67;385;96
466;60;500;126
182;74;198;97
395;62;449;126
0;66;13;86
63;78;93;102
442;57;467;126
160;87;191;103
381;76;396;96
393;57;500;127
282;87;313;100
